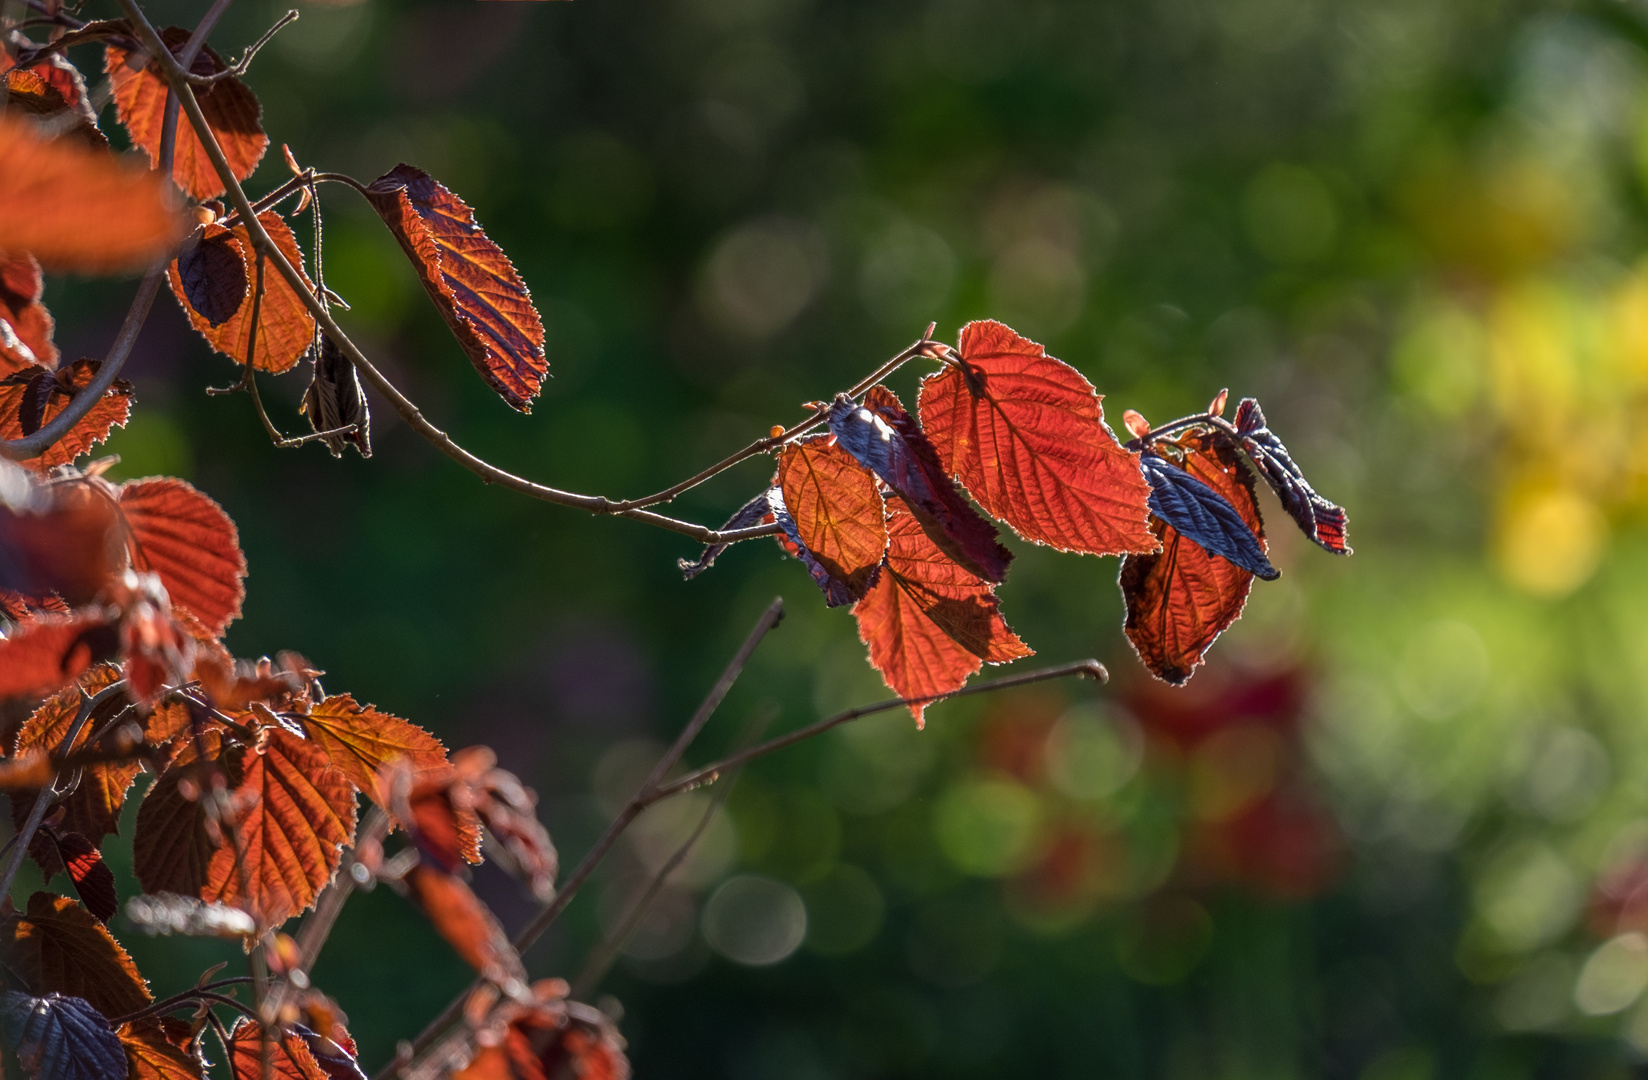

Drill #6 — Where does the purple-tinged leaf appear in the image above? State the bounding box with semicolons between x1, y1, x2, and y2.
768;487;881;607
0;992;125;1080
1140;453;1279;580
1232;398;1350;554
678;492;771;580
825;387;1012;584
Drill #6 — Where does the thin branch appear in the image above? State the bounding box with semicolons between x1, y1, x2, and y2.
377;599;784;1078
109;978;256;1026
295;806;389;970
0;269;161;461
643;658;1110;807
180;8;295;84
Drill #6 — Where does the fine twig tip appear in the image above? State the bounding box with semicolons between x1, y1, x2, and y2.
1081;660;1109;683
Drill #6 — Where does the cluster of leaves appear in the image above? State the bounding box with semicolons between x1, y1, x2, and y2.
691;321;1350;719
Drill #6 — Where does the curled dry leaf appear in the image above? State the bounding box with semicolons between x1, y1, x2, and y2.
105;27;267;202
1121;431;1267;685
363;165;546;412
1231;398;1351;555
455;999;631;1080
0;892;151;1018
0;359;135;471
0;990;128;1080
852;498;1031;727
677;491;770;580
299;333;371;458
116;476;247;638
167;213;316;374
919;320;1157;558
0;116;186;273
827;386;1012;584
776;437;885;606
0;252;57;372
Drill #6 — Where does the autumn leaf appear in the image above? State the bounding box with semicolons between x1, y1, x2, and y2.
300;333;371;459
1;253;57;373
1121;431;1266;685
0;991;127;1080
119;1019;204;1080
826;386;1012;583
105;27;267;202
678;491;771;580
1139;452;1278;580
776;437;885;605
225;1020;330;1080
298;694;449;804
404;862;525;985
167;213;316;374
1231;398;1351;554
918;320;1157;558
0;360;134;470
0;48;98;123
0;116;186;273
0;479;121;606
2;66;106;151
363;165;547;412
0;892;151;1018
51;832;117;925
852;499;1030;726
117;476;247;638
12;665;138;852
0;613;118;699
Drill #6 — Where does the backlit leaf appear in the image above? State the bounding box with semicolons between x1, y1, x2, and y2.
117;477;247;638
827;386;1012;583
0;892;151;1018
0;614;117;699
12;664;137;851
1121;432;1266;684
0;360;134;471
0;48;97;122
52;833;117;925
0;991;126;1080
105;27;267;202
0;481;121;606
1;67;105;151
1139;453;1278;580
919;320;1157;558
0;253;57;373
226;1020;329;1080
363;165;547;412
298;694;449;804
167;213;315;374
1231;398;1351;554
0;116;186;273
119;1019;204;1080
776;437;885;605
404;862;525;985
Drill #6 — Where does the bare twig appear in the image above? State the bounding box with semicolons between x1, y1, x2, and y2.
179;8;295;84
294;806;390;970
644;659;1109;808
109;978;256;1026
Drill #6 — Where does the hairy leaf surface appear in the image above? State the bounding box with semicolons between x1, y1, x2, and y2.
363;165;546;411
12;665;137;853
226;1020;330;1080
105;27;266;202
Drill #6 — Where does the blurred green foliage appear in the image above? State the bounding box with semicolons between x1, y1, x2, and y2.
34;0;1648;1075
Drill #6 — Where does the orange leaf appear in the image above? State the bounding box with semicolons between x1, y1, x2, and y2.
405;862;525;985
853;567;979;729
777;437;885;605
54;831;118;924
0;359;134;471
0;612;117;698
0;252;57;372
919;320;1157;558
226;1020;330;1080
105;27;267;202
0;892;151;1017
0;116;186;273
12;665;138;851
298;694;449;803
0;478;121;605
2;65;106;150
1120;431;1265;684
120;1019;205;1080
363;165;546;412
117;476;247;638
167;213;316;374
0;49;97;123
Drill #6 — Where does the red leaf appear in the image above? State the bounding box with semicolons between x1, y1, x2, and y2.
0;48;96;120
167;213;316;374
53;832;118;924
12;665;138;852
117;477;247;638
404;862;525;985
919;320;1157;557
2;64;106;151
0;116;186;274
120;1019;204;1080
105;27;267;202
0;360;134;471
852;499;1031;727
0;252;57;372
776;437;885;605
456;1001;630;1080
363;165;546;411
226;1020;330;1080
0;892;151;1018
297;694;450;804
1119;431;1265;685
0;479;121;605
0;613;118;699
